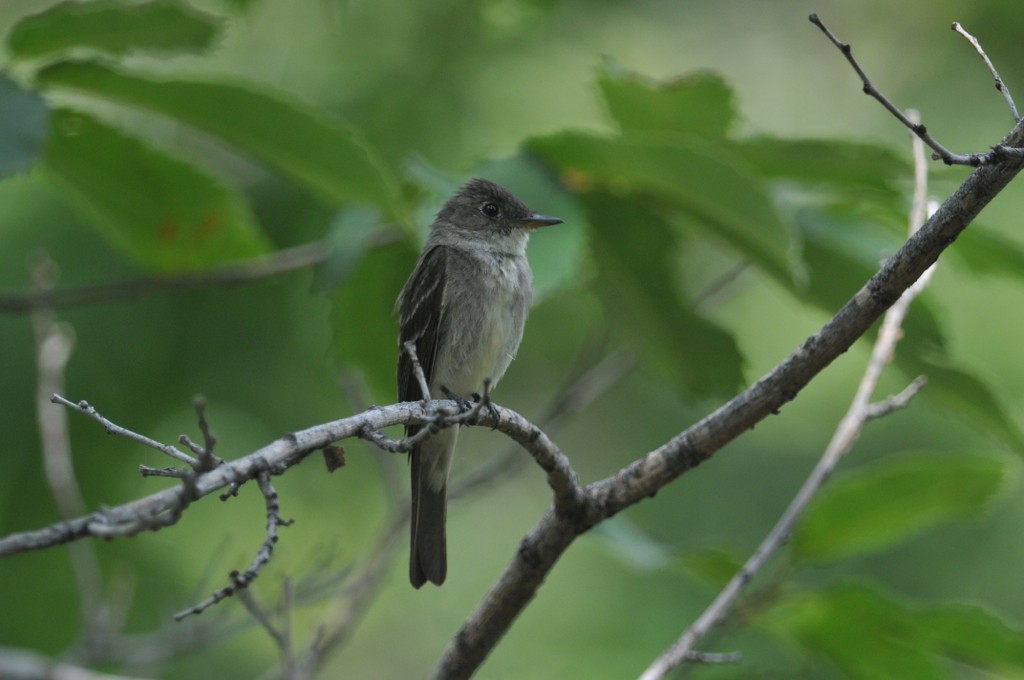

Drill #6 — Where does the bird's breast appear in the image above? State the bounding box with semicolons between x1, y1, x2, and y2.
431;251;531;398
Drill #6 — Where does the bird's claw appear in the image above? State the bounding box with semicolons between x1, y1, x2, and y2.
440;385;472;413
471;390;500;429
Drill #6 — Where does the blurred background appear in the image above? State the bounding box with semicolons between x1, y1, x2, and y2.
2;0;1024;678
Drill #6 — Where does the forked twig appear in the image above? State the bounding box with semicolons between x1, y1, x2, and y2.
810;13;1024;166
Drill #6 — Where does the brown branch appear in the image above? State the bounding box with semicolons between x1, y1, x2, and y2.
809;14;1024;166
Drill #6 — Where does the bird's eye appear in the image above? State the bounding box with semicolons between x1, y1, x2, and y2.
481;202;500;218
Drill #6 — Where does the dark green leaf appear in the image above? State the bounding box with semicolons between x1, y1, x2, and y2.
953;225;1024;281
793;452;1006;564
36;60;401;215
0;74;50;177
795;208;1021;451
330;240;417;401
585;191;745;396
43;109;268;270
919;602;1024;667
598;64;737;139
7;0;222;59
770;584;1024;678
735;136;910;198
898;356;1024;452
528;130;801;289
769;585;946;680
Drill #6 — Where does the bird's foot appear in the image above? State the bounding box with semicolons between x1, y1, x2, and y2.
440;385;472;413
472;379;500;429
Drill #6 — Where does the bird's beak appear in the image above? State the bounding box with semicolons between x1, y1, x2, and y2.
520;213;563;230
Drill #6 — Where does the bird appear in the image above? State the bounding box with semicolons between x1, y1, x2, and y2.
396;178;562;588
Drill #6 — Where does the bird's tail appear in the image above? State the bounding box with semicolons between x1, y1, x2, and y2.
409;430;453;588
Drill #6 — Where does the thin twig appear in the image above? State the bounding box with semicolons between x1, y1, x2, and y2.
638;105;937;680
175;470;293;620
185;396;223;472
139;465;192;479
403;340;431;402
952;22;1020;122
864;376;928;419
809;14;1022;166
52;395;200;469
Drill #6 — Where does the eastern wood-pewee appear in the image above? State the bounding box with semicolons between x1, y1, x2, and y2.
396;178;562;588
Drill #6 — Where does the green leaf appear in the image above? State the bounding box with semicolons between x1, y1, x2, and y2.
7;0;222;59
899;356;1024;452
793;451;1006;564
919;602;1024;668
36;60;400;216
769;584;1024;679
585;191;745;396
0;74;50;177
953;225;1024;282
330;240;418;401
769;585;947;680
527;130;801;289
43;109;269;270
598;65;737;139
735;136;910;198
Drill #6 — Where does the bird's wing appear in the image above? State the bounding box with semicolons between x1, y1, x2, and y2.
397;245;448;411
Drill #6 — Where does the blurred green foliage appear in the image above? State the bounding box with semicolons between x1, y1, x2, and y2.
2;1;1024;678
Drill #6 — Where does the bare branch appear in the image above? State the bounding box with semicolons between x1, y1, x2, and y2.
0;397;570;559
952;22;1020;122
637;107;938;680
185;396;223;472
52;395;200;469
403;340;432;402
174;471;293;620
865;375;928;420
809;14;1023;166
